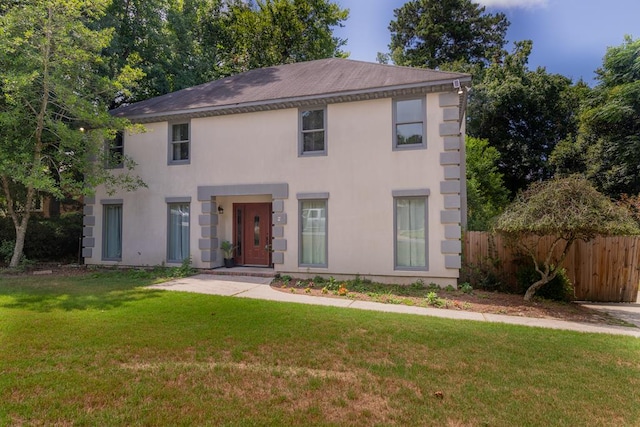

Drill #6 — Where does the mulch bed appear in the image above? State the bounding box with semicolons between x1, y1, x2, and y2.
270;278;633;327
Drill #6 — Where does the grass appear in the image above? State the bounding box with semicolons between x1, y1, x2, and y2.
1;272;639;426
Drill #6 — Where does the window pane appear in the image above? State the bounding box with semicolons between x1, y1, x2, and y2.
303;131;325;152
301;200;326;265
104;205;122;260
396;198;426;268
302;110;324;131
168;203;189;262
253;216;260;246
172;123;189;142
236;208;243;256
396;99;423;123
172;141;189;161
107;132;124;168
396;123;423;145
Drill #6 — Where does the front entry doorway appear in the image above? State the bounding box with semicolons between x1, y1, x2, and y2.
233;203;272;266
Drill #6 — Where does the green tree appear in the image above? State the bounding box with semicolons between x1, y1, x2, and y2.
100;0;348;105
224;0;348;73
165;0;229;89
0;0;144;267
388;0;509;69
548;81;593;178
98;0;175;104
579;36;640;198
494;176;639;301
465;137;509;231
467;41;581;195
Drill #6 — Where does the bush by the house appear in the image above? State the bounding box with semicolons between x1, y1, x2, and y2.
0;212;82;263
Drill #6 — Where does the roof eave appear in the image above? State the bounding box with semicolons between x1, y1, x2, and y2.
118;76;472;124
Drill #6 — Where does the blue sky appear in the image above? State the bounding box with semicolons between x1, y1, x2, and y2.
333;0;639;84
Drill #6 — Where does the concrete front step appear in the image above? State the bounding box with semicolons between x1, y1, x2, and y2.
202;267;277;278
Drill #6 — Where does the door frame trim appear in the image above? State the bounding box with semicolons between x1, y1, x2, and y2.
232;202;272;267
196;184;287;268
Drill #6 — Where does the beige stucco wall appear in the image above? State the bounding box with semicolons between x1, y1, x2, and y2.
85;93;462;285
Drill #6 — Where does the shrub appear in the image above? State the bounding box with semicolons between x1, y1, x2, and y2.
459;282;473;294
516;260;575;302
313;275;325;284
0;212;82;263
325;276;340;291
0;240;14;264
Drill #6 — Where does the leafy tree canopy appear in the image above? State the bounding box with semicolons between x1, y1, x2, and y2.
495;176;638;239
467;41;583;195
226;0;348;72
465;137;509;231
100;0;348;105
388;0;509;70
579;35;640;197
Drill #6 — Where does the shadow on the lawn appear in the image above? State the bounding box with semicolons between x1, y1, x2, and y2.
0;272;164;312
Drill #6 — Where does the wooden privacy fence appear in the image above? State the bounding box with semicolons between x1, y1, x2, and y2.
463;232;640;302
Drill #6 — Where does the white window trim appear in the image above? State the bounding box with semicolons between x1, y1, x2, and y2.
101;199;123;262
392;97;427;151
298;106;327;157
106;131;124;169
393;189;430;271
298;194;328;268
166;197;191;263
168;121;191;165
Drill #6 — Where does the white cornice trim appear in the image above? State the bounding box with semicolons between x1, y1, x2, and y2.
122;77;472;124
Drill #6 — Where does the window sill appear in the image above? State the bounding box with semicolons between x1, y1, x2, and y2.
299;151;327;158
394;266;429;272
392;144;427;151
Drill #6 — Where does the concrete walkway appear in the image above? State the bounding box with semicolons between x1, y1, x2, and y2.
149;274;640;338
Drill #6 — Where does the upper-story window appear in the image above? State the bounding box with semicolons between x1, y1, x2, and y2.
169;122;190;164
106;131;124;169
393;98;426;150
299;107;326;156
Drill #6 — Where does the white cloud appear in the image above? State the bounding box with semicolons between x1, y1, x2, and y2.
474;0;548;8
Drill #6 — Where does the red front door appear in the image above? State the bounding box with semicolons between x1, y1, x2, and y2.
233;203;272;266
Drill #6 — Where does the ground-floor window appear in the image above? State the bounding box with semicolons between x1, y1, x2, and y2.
299;199;327;267
168;202;190;262
395;197;428;269
103;204;122;261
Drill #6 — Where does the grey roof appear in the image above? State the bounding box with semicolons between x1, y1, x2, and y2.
112;58;471;121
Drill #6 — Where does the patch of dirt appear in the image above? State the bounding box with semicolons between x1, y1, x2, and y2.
0;263;89;278
270;279;633;327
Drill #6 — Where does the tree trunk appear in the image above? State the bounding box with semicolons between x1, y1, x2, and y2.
524;269;560;301
521;235;573;301
523;276;550;301
9;224;27;268
1;175;31;269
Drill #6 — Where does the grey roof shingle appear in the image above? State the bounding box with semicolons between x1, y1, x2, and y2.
112;58;470;119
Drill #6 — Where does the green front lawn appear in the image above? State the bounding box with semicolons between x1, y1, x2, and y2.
1;271;639;426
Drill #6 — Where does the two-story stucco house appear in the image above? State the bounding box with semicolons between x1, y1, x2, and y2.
82;58;470;286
